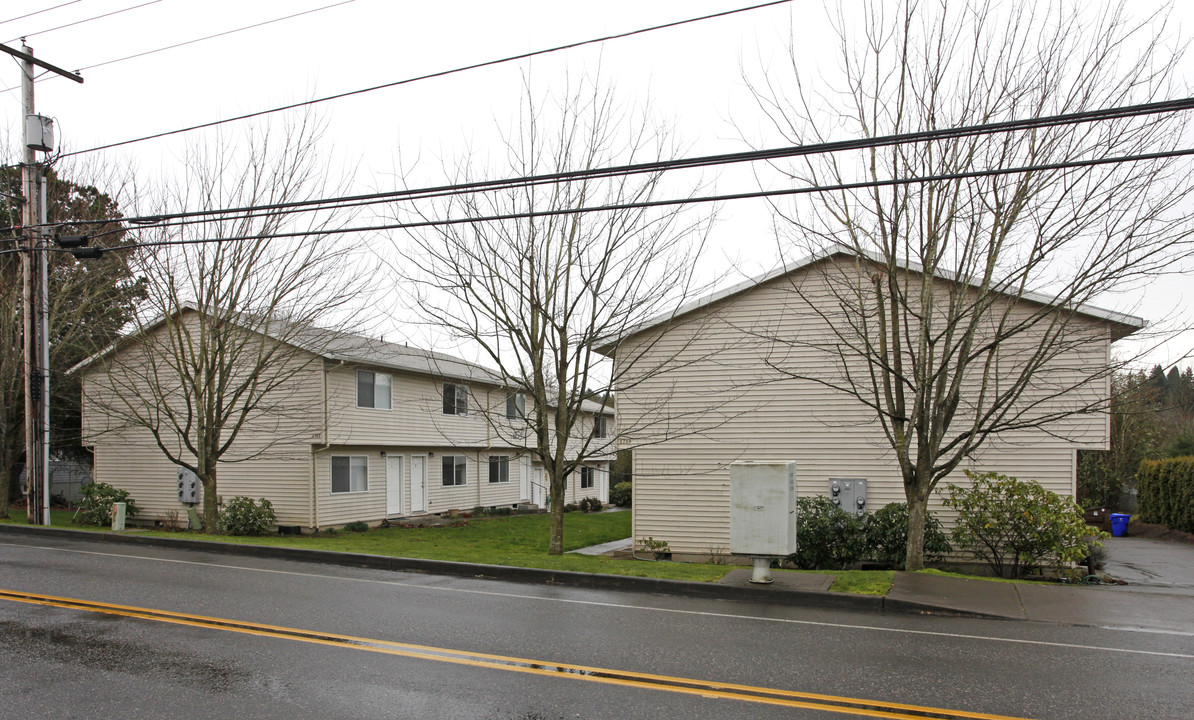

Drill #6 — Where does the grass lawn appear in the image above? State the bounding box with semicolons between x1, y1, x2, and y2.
1;508;727;582
0;508;900;592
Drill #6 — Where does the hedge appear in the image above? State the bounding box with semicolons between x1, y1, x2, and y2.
1137;456;1194;532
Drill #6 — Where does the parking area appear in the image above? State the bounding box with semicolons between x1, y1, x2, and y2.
1102;535;1194;595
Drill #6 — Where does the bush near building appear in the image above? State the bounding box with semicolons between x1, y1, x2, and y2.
943;471;1104;579
75;482;140;526
217;496;276;536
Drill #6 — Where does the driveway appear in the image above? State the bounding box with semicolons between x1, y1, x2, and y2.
1102;536;1194;595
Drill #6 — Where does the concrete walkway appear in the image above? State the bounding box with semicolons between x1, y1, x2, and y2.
568;536;632;556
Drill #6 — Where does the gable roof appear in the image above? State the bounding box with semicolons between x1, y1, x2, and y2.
596;247;1146;354
69;305;613;415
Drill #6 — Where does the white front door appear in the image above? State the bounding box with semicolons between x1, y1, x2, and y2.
519;456;531;502
532;467;546;507
385;455;404;517
597;465;610;503
410;455;427;513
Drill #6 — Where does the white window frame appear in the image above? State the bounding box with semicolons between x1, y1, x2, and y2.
331;455;369;494
580;466;594;489
506;392;525;419
591;415;608;439
356;371;392;410
488;455;510;483
442;455;467;486
443;382;469;416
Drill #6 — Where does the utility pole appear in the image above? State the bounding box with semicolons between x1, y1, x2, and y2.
0;41;83;524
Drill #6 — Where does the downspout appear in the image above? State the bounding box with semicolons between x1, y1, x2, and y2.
479;386;490;508
311;359;333;530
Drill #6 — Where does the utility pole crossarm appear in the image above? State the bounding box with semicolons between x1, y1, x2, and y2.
0;42;83;83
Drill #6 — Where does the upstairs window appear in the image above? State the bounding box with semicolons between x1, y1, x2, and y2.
357;371;391;410
506;392;525;419
580;466;595;489
442;455;467;486
488;456;510;483
591;415;608;439
443;382;469;416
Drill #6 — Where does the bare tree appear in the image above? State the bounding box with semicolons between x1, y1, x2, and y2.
746;0;1194;568
84;115;364;531
392;79;717;555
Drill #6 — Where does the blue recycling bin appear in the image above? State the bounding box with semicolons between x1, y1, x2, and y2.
1110;513;1130;537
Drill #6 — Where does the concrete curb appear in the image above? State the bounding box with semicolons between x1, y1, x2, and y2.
0;524;992;618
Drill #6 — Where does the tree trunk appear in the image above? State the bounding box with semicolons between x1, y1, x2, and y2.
0;436;10;519
548;468;564;555
201;466;218;533
904;480;929;571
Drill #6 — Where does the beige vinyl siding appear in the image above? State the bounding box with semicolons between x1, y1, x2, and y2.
326;366;504;447
313;446;534;525
80;312;615;530
314;447;386;526
80;325;324;528
561;462;610;504
88;426;313;527
616;260;1116;555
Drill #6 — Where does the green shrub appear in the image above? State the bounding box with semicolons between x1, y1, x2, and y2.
639;536;670;559
609;482;632;508
863;502;952;569
563;502;580;513
344;521;369;533
787;496;866;570
578;497;603;513
943;471;1106;578
472;506;515;517
75;481;141;526
217;496;276;536
1138;456;1194;532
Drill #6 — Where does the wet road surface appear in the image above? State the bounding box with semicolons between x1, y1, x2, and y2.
0;534;1191;719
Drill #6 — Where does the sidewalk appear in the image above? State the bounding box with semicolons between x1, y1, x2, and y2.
573;535;1194;631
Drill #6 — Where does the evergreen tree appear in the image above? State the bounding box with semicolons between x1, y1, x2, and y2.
0;167;143;516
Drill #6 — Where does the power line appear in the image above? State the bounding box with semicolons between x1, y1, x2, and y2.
60;0;792;158
3;146;1181;258
0;1;88;28
0;0;356;93
4;0;163;44
15;94;1193;242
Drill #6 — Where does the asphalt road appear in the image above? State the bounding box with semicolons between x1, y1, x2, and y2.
0;534;1191;720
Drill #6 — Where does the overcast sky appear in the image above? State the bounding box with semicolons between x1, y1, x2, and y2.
2;0;1192;367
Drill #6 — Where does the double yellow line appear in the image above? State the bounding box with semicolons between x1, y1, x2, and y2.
0;588;1031;719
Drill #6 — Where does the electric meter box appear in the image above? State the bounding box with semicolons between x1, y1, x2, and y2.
25;115;54;152
829;478;868;518
178;467;200;504
730;461;797;556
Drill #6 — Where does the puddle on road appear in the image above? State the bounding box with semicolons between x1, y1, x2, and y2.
0;619;251;692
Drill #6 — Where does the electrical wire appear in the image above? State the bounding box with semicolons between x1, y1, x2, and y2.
0;0;357;93
59;0;792;158
10;94;1193;241
0;1;88;29
3;145;1183;257
4;0;164;44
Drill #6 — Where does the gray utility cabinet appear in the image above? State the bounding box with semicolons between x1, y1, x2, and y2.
829;478;867;517
730;461;797;557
